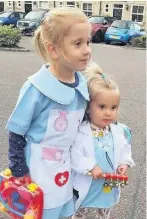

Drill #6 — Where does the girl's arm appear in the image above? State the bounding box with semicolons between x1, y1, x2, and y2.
8;132;29;177
6;81;45;177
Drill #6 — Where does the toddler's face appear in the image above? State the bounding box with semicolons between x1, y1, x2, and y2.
89;89;120;128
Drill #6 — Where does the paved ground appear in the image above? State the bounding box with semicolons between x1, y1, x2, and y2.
0;37;146;219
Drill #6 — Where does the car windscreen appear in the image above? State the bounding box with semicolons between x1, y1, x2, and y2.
111;20;130;29
105;17;115;24
25;11;45;20
89;17;104;24
0;12;11;18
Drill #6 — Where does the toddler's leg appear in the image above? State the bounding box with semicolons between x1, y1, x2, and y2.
72;207;92;219
95;209;110;219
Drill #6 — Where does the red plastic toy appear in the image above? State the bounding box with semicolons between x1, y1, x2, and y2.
0;168;43;219
88;172;128;188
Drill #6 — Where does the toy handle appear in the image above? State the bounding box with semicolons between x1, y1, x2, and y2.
87;172;106;178
0;193;24;217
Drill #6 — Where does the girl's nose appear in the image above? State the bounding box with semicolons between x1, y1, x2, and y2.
83;45;91;55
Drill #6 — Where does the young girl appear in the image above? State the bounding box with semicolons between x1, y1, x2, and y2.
6;8;91;219
71;63;135;219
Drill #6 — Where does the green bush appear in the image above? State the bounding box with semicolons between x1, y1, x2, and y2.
0;25;21;47
130;35;147;48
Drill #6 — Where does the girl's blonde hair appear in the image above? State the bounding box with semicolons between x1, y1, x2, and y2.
34;7;89;63
84;62;120;100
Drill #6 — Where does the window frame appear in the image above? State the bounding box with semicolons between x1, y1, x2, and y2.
66;1;76;8
131;4;145;23
82;2;92;17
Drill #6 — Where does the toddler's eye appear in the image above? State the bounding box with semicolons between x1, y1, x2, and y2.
99;104;105;109
112;105;117;110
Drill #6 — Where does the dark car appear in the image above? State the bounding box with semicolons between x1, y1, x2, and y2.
89;16;116;43
0;11;25;27
17;9;49;35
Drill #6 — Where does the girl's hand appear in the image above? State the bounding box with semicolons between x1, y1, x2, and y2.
117;164;129;175
13;174;31;185
91;166;103;180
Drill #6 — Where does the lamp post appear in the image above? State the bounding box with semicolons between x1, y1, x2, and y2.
12;1;15;12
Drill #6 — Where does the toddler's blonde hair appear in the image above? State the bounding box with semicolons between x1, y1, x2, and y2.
84;62;120;100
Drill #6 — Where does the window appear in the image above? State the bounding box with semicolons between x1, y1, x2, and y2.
9;13;14;18
19;12;25;19
105;4;109;12
131;5;144;22
59;2;63;7
129;23;134;30
114;4;123;8
17;1;21;7
67;2;75;8
82;3;92;17
8;1;11;6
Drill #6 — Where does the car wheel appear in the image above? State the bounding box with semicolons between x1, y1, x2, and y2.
105;40;111;44
94;31;103;43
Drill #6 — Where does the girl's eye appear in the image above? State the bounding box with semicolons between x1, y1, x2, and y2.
75;41;81;46
87;40;91;46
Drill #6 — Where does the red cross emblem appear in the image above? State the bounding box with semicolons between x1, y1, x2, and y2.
55;171;69;187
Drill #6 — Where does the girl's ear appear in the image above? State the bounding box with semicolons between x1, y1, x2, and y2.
47;43;58;60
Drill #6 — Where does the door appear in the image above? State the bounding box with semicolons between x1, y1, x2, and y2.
113;4;123;20
25;2;32;14
0;1;4;12
9;12;20;26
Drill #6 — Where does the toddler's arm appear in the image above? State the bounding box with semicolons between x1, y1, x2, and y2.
71;133;97;175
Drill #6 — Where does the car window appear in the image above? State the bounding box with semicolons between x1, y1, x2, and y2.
111;20;130;29
134;23;142;31
129;23;134;30
14;12;20;18
25;11;46;21
0;12;11;18
105;17;115;24
9;13;15;18
19;12;25;19
89;17;104;24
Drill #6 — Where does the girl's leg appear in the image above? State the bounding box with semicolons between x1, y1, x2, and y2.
73;207;93;219
72;208;110;219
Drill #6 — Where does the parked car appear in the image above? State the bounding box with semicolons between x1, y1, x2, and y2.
0;11;25;27
17;9;49;35
104;20;146;45
89;16;116;43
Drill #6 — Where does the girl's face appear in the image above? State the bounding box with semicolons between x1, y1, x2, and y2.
55;21;91;72
89;89;120;129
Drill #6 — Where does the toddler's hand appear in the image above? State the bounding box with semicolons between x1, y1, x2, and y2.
117;164;129;175
91;166;103;180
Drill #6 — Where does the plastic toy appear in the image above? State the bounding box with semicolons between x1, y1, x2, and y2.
0;168;43;219
103;173;128;188
87;172;128;189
